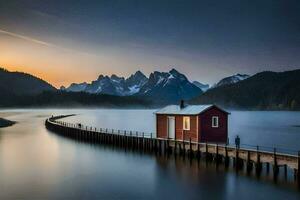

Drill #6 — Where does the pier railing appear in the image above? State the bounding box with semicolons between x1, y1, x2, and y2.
51;119;154;138
45;115;300;183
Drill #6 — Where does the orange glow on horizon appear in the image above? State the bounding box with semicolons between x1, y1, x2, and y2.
0;64;106;88
0;32;115;88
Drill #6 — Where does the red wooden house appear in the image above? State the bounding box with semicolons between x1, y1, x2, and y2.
155;102;229;143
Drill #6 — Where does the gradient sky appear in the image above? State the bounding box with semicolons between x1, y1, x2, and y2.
1;0;300;88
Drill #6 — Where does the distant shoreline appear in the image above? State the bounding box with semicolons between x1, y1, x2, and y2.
0;118;16;128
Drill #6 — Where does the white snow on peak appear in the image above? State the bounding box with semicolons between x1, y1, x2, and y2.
235;74;249;81
96;86;102;93
155;76;165;85
111;79;121;83
128;85;140;95
168;74;175;79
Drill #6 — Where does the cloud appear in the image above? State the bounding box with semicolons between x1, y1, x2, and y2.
0;28;97;57
0;28;55;47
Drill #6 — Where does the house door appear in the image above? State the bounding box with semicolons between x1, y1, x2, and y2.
167;117;175;139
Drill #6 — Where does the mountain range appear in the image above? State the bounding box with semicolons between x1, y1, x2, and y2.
63;69;203;103
64;71;251;97
63;70;148;96
1;66;300;110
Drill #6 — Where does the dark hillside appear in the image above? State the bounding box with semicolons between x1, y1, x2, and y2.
191;70;300;110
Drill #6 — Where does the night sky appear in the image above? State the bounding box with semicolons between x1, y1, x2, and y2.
1;0;300;87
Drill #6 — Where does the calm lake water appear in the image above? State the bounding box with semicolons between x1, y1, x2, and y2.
0;109;300;199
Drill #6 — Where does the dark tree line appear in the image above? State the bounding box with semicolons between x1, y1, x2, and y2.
0;91;152;108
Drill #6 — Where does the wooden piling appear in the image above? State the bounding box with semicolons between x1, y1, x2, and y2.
235;147;239;170
205;142;208;160
216;144;219;163
246;150;252;173
179;142;182;155
266;163;270;174
183;140;186;157
297;151;300;184
189;138;192;158
159;139;162;154
273;148;279;178
174;139;177;155
197;143;200;160
167;139;170;155
225;145;229;167
150;133;153;152
284;164;287;179
256;146;262;175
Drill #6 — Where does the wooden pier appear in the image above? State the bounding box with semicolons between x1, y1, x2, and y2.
45;115;300;183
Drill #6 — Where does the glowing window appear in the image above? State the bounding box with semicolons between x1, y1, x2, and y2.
183;116;190;130
212;116;219;128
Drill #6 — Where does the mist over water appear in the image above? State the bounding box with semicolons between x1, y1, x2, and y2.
0;109;300;199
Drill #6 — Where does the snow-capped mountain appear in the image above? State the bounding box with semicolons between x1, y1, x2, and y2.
64;71;148;96
125;71;148;95
63;69;203;103
214;74;250;88
192;81;209;92
65;82;88;92
138;69;202;103
84;75;126;95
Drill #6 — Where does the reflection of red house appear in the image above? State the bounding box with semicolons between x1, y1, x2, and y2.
155;102;230;143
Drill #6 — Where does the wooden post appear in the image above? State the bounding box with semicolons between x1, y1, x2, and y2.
183;140;186;157
216;143;219;163
284;164;287;179
159;139;162;154
266;163;270;174
256;146;262;175
130;131;132;149
225;144;229;167
246;150;252;173
136;132;138;150
154;138;157;153
179;142;182;155
174;139;177;155
142;132;145;151
150;133;153;152
189;138;192;158
167;139;170;155
116;134;119;146
273;148;279;179
197;143;200;160
125;132;127;149
205;142;208;160
235;146;239;170
297;151;300;182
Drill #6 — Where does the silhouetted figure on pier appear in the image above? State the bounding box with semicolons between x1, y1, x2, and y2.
235;135;240;149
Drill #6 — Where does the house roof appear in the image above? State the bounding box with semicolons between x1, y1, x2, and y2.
155;104;230;115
